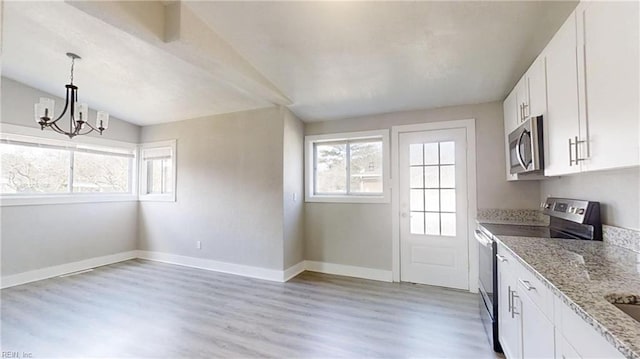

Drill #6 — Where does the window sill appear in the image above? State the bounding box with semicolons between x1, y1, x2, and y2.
305;194;389;204
139;194;176;202
0;194;138;207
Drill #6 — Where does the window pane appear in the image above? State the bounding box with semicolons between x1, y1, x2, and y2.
410;166;423;188
0;143;70;194
315;143;346;193
440;141;455;164
425;213;440;235
410;189;424;211
146;158;172;194
440;165;455;188
410;212;425;234
424;166;439;188
441;189;456;212
350;141;382;194
441;213;456;236
425;189;439;211
74;152;130;193
409;144;423;165
424;143;439;165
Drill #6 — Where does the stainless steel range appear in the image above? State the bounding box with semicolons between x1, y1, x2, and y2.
476;197;602;353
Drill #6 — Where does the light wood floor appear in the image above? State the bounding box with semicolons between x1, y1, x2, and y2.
1;259;495;358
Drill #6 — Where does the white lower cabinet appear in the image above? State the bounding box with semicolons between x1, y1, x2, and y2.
497;243;624;359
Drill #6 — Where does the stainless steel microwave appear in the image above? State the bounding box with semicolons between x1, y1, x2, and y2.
508;115;544;174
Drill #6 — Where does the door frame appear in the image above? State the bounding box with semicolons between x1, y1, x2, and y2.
391;119;478;293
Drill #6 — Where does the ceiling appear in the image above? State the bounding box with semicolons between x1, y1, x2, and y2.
2;1;578;125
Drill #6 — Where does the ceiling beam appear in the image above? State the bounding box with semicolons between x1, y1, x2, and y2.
66;0;292;106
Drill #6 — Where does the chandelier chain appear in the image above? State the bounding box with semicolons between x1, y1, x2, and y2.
70;57;75;85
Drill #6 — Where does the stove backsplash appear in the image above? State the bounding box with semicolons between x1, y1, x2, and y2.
476;208;548;225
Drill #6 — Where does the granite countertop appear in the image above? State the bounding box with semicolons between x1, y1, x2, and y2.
493;234;640;359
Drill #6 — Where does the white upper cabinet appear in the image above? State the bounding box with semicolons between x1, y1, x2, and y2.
544;12;582;176
526;56;547;119
505;0;639;179
577;0;639;172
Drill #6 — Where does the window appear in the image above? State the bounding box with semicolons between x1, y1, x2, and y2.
305;130;389;203
409;141;456;236
139;140;176;202
0;131;136;205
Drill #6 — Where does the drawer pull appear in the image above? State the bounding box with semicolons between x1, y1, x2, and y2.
519;279;536;291
496;254;508;262
511;292;520;318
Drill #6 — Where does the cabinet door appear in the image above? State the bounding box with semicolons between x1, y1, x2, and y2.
556;331;580;359
519;282;555;359
514;77;528;125
544;12;582;176
527;56;547;118
578;1;640;171
498;259;521;359
503;91;519;181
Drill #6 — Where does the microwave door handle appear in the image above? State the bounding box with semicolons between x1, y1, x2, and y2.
515;130;528;170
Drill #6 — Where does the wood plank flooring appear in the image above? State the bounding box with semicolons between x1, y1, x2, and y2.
1;259;495;358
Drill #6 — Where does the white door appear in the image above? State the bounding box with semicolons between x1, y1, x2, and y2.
399;128;469;290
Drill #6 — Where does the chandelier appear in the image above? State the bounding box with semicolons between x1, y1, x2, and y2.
34;52;109;139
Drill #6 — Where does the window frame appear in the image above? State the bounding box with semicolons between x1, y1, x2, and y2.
138;140;177;202
0;123;138;206
305;129;390;204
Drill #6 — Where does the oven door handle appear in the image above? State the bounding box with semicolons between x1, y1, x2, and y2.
474;230;492;248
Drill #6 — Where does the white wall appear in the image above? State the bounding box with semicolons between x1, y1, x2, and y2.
541;167;640;230
0;77;141;276
304;101;540;270
138;107;298;270
283;108;305;268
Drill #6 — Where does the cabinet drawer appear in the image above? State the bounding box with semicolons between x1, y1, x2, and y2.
496;244;518;269
516;264;554;321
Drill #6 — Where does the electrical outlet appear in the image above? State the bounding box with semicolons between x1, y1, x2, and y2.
196;240;202;250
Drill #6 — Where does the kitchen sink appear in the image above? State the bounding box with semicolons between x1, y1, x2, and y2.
611;303;640;322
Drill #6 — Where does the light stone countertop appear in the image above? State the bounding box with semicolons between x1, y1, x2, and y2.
492;234;640;359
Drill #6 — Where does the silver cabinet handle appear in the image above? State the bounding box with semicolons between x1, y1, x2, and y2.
569;137;574;166
519;279;536;291
511;292;520;318
507;285;512;313
496;254;507;262
522;103;529;119
570;136;586;165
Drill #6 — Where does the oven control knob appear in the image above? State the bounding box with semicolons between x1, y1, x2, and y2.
568;207;576;213
577;208;585;215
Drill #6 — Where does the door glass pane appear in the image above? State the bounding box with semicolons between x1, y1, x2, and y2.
424;166;439;188
424;143;439;165
440;141;455;164
0;143;70;194
410;212;425;235
440;165;455;188
315;143;346;193
74;152;130;193
410;189;424;211
409;144;423;165
424;189;439;211
410;167;423;188
425;213;440;235
441;213;456;236
440;189;456;212
350;141;383;193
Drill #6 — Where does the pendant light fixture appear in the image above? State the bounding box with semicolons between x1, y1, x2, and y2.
34;52;109;139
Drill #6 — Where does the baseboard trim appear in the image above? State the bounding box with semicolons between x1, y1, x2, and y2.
304;260;393;282
1;250;137;289
136;250;285;282
1;252;393;289
283;261;306;281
